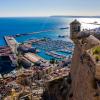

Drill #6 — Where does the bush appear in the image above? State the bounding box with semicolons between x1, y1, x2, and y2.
93;46;100;55
95;56;99;62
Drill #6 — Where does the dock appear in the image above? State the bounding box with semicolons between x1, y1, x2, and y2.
4;36;19;54
12;27;68;38
4;36;43;64
46;51;66;59
4;36;19;66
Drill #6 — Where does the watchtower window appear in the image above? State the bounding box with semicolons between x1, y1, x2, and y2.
78;26;80;31
72;26;80;32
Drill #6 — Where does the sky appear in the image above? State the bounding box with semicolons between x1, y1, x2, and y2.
0;0;100;17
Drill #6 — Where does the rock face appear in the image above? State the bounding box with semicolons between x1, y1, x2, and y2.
69;45;96;100
42;76;71;100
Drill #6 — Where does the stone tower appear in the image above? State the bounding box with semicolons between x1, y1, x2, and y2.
70;19;81;41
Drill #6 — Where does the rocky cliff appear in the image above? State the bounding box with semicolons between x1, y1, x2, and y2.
69;45;97;100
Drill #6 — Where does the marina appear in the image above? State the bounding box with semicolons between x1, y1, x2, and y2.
31;38;73;60
2;36;73;63
0;33;73;74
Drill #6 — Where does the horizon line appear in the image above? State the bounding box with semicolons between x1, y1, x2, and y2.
0;15;100;18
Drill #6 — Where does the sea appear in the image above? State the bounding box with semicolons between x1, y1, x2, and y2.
0;17;100;74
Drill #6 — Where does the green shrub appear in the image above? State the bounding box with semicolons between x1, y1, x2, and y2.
95;56;100;62
93;46;100;55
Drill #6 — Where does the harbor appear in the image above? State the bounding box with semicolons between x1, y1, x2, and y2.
1;17;98;100
4;36;73;61
0;18;99;99
30;38;73;60
0;35;72;99
0;35;73;74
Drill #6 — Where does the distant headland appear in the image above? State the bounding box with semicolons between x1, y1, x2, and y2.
51;15;100;18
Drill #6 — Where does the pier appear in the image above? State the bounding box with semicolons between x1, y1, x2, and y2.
4;36;19;54
46;51;66;59
56;48;74;52
12;27;68;38
4;36;20;66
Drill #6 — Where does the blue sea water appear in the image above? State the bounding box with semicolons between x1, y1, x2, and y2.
0;17;100;45
0;17;100;73
0;17;72;46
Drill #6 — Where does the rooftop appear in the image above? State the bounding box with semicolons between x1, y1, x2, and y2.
70;19;81;25
24;53;41;63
